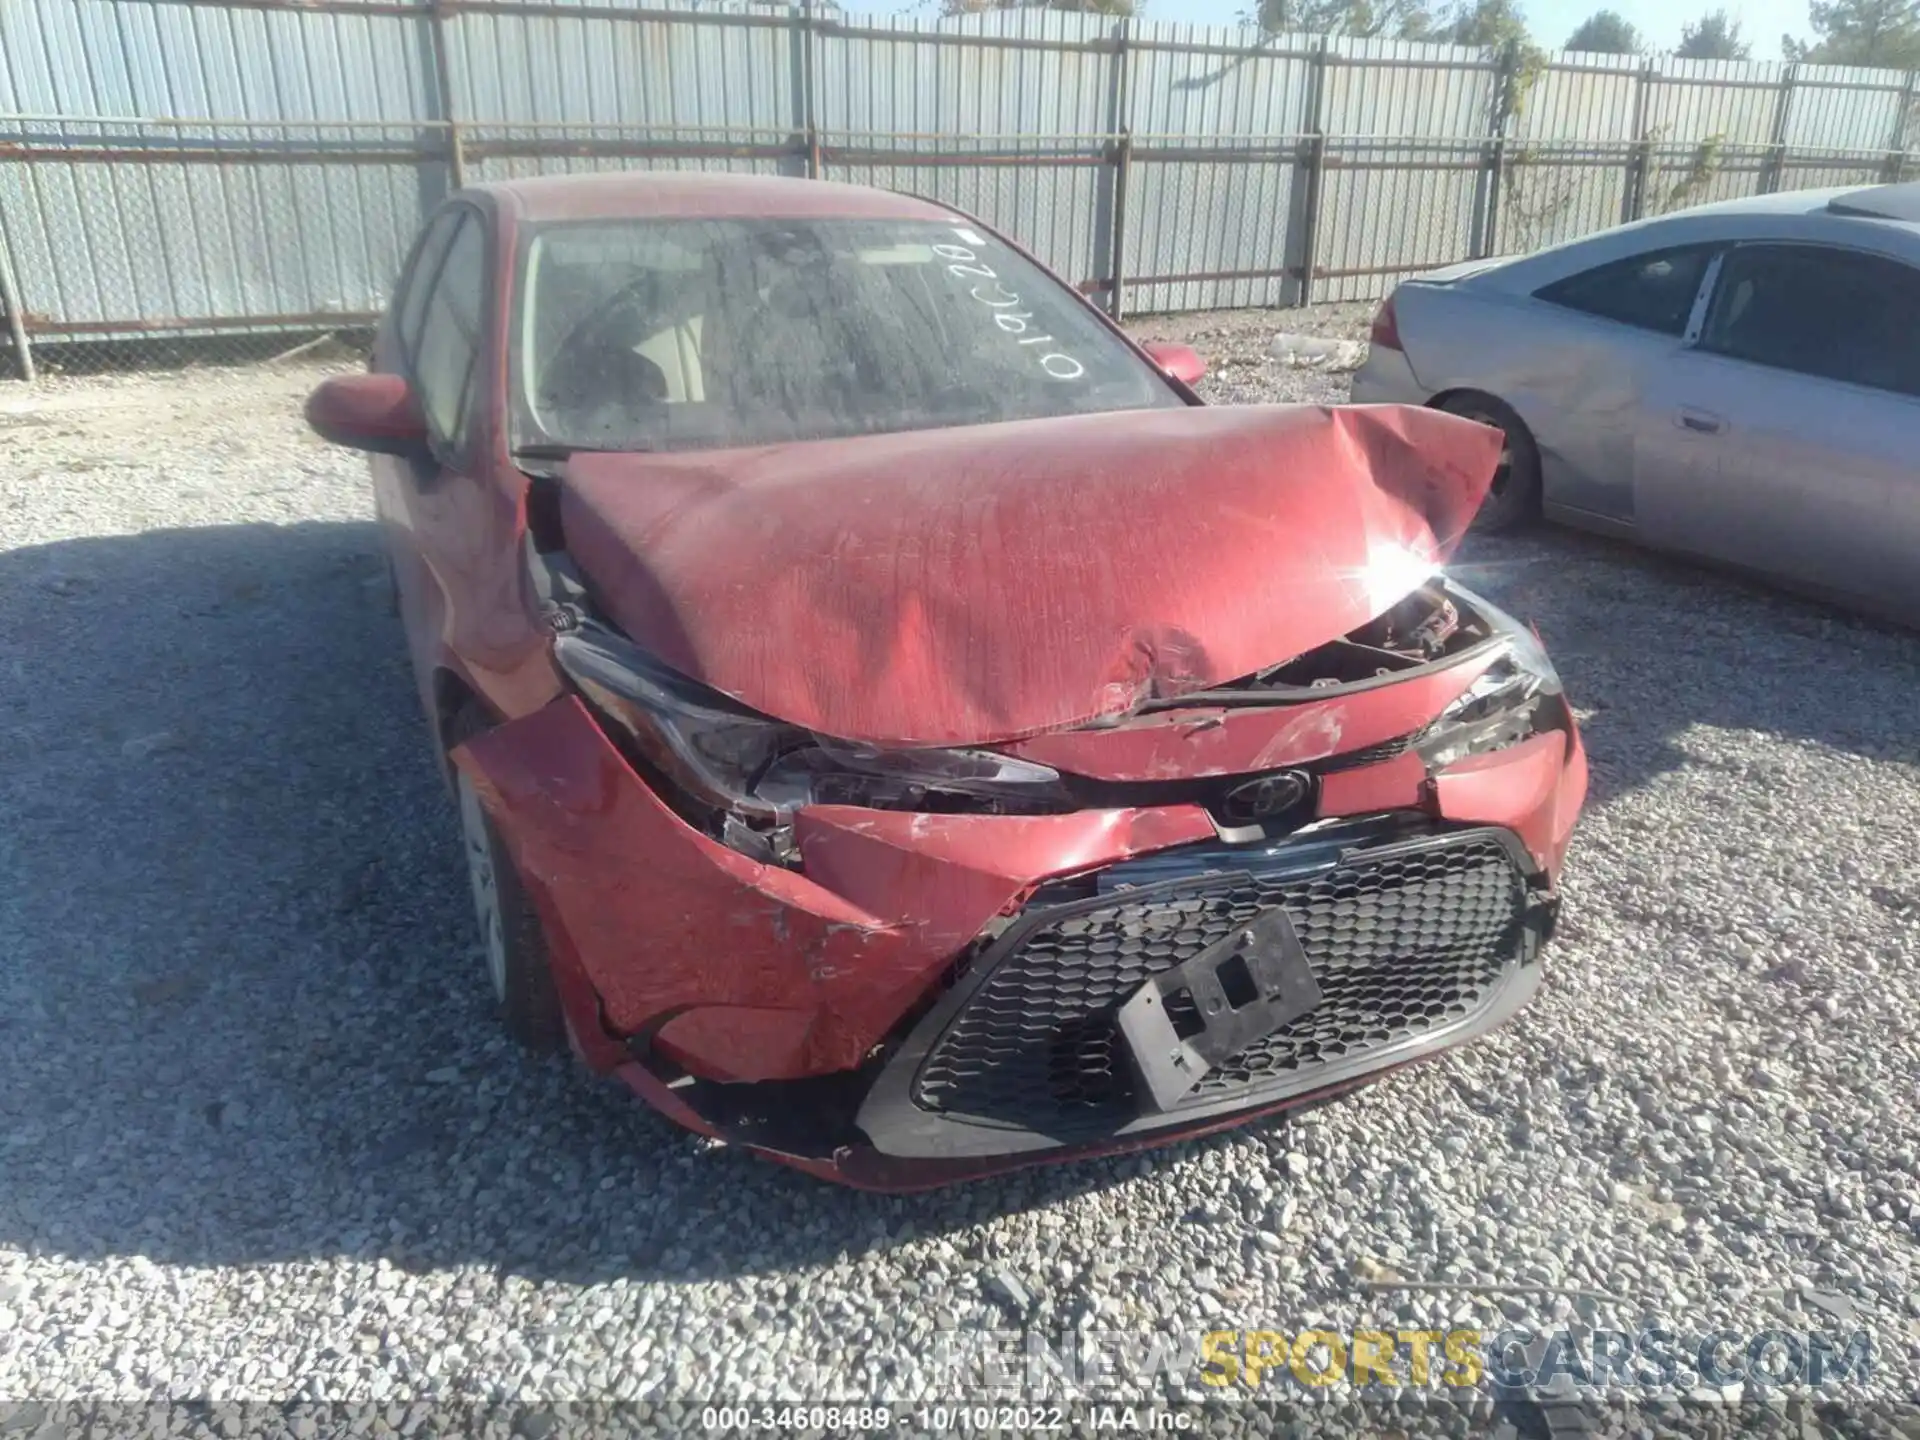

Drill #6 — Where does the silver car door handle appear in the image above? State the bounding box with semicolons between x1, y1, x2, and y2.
1677;408;1726;435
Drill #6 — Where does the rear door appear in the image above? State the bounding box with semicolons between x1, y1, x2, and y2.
1632;242;1920;614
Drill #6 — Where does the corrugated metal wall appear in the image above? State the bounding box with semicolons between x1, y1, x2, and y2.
1313;36;1501;302
815;9;1121;295
1121;24;1315;313
2;0;1917;369
0;0;445;343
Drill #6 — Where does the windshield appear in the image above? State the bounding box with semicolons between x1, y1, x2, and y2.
512;217;1183;454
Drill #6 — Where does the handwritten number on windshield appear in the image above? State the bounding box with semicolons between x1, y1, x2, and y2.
932;241;1087;382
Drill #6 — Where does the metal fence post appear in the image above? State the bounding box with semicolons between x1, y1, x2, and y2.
0;233;35;382
1624;59;1657;222
1109;129;1134;320
1884;69;1916;182
1762;63;1796;193
1106;17;1133;319
801;0;822;179
429;0;467;190
1477;40;1521;259
1297;39;1331;308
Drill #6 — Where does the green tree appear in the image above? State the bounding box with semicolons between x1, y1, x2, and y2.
1782;0;1920;65
1437;0;1532;47
1565;8;1642;50
1245;0;1438;36
1675;8;1752;55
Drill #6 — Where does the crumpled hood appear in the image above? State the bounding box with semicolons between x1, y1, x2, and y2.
557;404;1503;748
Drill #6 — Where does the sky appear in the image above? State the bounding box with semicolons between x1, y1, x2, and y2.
856;1;1812;59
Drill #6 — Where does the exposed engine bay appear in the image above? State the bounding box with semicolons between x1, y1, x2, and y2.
1258;587;1472;686
1134;583;1485;705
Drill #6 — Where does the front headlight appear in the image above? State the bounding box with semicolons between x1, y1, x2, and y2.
554;625;806;827
752;741;1069;814
553;625;1071;862
1414;584;1562;770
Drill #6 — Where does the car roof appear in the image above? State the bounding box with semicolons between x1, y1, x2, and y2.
1454;181;1920;294
1652;181;1920;229
478;170;959;224
1826;179;1920;222
1660;186;1850;220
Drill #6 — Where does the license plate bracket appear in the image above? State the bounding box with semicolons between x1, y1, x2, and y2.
1116;908;1324;1111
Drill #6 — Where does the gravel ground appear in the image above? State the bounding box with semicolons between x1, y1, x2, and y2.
2;311;1918;1428
1131;303;1377;409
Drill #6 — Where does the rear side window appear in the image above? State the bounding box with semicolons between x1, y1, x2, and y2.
411;213;488;447
1535;245;1716;336
1699;243;1920;398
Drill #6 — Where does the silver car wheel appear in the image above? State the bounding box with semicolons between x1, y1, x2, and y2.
1459;408;1513;496
1439;393;1539;534
456;769;509;1004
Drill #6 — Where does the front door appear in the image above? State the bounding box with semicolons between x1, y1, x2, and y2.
370;202;538;719
1524;242;1722;525
1632;241;1920;616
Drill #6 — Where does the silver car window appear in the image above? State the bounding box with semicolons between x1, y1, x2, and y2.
1699;243;1920;399
1534;245;1719;337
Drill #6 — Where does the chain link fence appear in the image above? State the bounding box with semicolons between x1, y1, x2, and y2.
3;0;1918;380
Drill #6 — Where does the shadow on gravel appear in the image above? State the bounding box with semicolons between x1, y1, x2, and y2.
1450;525;1920;812
0;520;1170;1290
2;520;1915;1289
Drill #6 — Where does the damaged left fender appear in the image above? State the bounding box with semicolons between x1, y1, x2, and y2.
453;697;1216;1082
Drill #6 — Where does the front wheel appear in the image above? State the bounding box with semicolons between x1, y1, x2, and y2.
451;710;566;1054
1437;394;1541;534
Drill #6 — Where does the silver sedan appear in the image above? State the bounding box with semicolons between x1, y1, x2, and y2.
1352;181;1920;622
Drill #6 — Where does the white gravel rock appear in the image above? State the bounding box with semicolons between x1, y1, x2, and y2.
1268;332;1368;370
2;321;1917;1422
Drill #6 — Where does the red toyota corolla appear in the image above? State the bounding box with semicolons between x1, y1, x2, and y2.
306;172;1587;1189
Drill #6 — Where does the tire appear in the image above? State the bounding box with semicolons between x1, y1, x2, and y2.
1437;394;1541;534
449;705;566;1054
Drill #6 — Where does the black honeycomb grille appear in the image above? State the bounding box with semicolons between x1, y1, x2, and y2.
911;831;1527;1139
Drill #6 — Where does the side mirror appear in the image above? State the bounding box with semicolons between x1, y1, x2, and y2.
1141;341;1206;386
305;372;430;458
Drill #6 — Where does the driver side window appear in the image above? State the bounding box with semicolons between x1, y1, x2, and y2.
408;211;488;453
394;209;462;362
524;230;708;441
1698;243;1920;398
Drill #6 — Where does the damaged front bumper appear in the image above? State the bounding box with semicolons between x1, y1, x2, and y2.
454;682;1587;1189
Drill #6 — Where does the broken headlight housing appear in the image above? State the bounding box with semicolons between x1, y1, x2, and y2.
1414;584;1563;770
554;624;1071;862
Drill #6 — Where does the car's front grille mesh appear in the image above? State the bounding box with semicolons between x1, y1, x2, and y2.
911;832;1527;1140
